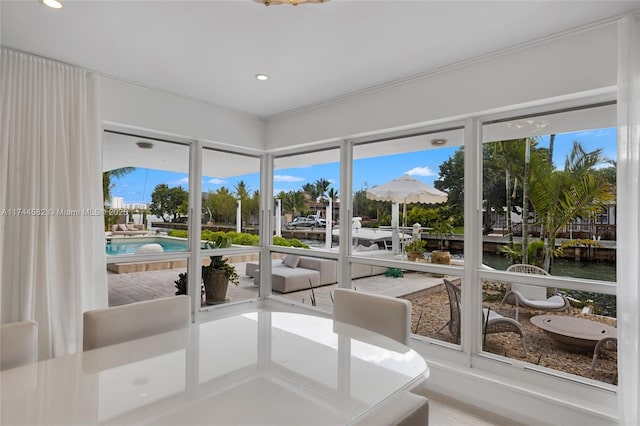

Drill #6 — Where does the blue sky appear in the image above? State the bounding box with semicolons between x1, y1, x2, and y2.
110;128;616;205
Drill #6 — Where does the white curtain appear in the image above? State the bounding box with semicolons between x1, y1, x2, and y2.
0;48;108;358
617;14;640;426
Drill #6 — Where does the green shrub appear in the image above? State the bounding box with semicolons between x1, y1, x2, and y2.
231;233;259;246
168;230;188;238
273;236;310;249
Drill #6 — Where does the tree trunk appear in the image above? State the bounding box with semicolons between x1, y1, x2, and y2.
506;170;513;249
522;139;531;264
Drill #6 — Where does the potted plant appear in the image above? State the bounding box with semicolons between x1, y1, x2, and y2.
202;236;239;304
174;235;239;305
430;218;455;265
404;239;427;261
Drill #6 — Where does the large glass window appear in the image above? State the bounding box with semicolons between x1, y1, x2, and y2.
104;132;192;306
273;148;340;251
198;148;261;308
270;148;341;310
479;103;617;385
350;128;465;344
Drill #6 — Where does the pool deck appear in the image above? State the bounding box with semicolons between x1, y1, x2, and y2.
107;261;450;311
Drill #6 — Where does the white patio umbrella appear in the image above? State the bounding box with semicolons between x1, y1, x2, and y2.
366;175;448;253
366;174;448;217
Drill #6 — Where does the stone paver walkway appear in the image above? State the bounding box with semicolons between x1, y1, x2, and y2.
108;261;450;312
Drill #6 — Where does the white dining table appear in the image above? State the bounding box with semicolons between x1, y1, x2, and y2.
1;310;429;425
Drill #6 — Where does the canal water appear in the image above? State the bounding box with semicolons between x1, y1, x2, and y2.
303;239;616;282
482;252;616;282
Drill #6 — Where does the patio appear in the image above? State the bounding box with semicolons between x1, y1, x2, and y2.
107;263;618;386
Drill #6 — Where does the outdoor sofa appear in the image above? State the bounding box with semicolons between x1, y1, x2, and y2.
246;244;390;293
110;223;148;236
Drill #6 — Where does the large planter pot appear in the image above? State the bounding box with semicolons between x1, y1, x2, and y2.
431;250;451;265
407;250;425;262
203;270;230;304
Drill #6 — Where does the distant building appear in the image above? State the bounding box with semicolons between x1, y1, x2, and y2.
110;196;125;209
125;202;148;210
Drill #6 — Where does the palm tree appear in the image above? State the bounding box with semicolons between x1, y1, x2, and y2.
528;141;614;271
287;190;307;216
301;183;317;201
327;187;339;202
102;167;136;202
314;178;331;201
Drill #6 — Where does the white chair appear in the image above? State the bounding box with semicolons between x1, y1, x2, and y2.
333;288;412;346
83;295;191;351
0;320;38;371
499;264;571;321
352;390;429;426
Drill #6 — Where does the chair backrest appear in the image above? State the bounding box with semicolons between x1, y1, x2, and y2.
1;320;38;371
351;390;429;426
443;279;461;343
83;295;191;351
506;264;549;300
333;288;412;346
506;264;550;275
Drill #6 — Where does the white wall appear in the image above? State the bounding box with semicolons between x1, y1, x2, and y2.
101;77;264;149
265;23;617;149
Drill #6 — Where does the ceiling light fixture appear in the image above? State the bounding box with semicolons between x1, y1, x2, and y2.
136;141;154;149
39;0;64;9
256;74;269;81
255;0;329;6
431;139;447;146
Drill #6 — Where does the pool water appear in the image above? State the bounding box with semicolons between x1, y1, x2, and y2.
106;237;188;255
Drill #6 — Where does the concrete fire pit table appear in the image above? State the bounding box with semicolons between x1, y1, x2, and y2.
530;314;617;352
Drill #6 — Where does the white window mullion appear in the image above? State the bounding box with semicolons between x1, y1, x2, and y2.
462;118;482;366
616;13;640;426
261;152;274;298
189;139;203;321
339;139;352;288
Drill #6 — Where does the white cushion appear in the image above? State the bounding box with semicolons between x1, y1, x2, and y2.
0;321;38;371
282;255;301;268
83;295;190;351
516;292;567;309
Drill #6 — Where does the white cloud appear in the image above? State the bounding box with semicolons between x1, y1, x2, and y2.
405;166;436;177
207;178;226;185
168;177;189;185
274;175;305;182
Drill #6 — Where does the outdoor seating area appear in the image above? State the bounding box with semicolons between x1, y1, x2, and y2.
107;260;618;386
410;279;617;385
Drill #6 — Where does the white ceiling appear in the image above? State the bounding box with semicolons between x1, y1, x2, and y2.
2;0;639;118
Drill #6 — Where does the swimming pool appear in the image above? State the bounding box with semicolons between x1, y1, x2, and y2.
106;237;188;255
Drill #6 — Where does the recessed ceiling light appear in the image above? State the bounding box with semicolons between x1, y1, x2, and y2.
136;141;154;149
39;0;64;9
256;74;269;81
431;139;447;146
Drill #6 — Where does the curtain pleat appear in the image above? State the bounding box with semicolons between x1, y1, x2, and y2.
0;48;108;358
617;14;640;426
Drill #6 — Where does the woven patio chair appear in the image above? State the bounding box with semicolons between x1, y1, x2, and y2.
436;279;527;354
591;337;617;370
499;264;571;322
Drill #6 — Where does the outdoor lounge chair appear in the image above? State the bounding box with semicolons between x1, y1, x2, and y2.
436;279;527;354
499;264;571;322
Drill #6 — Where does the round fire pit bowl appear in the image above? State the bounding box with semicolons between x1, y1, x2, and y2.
530;315;617;352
